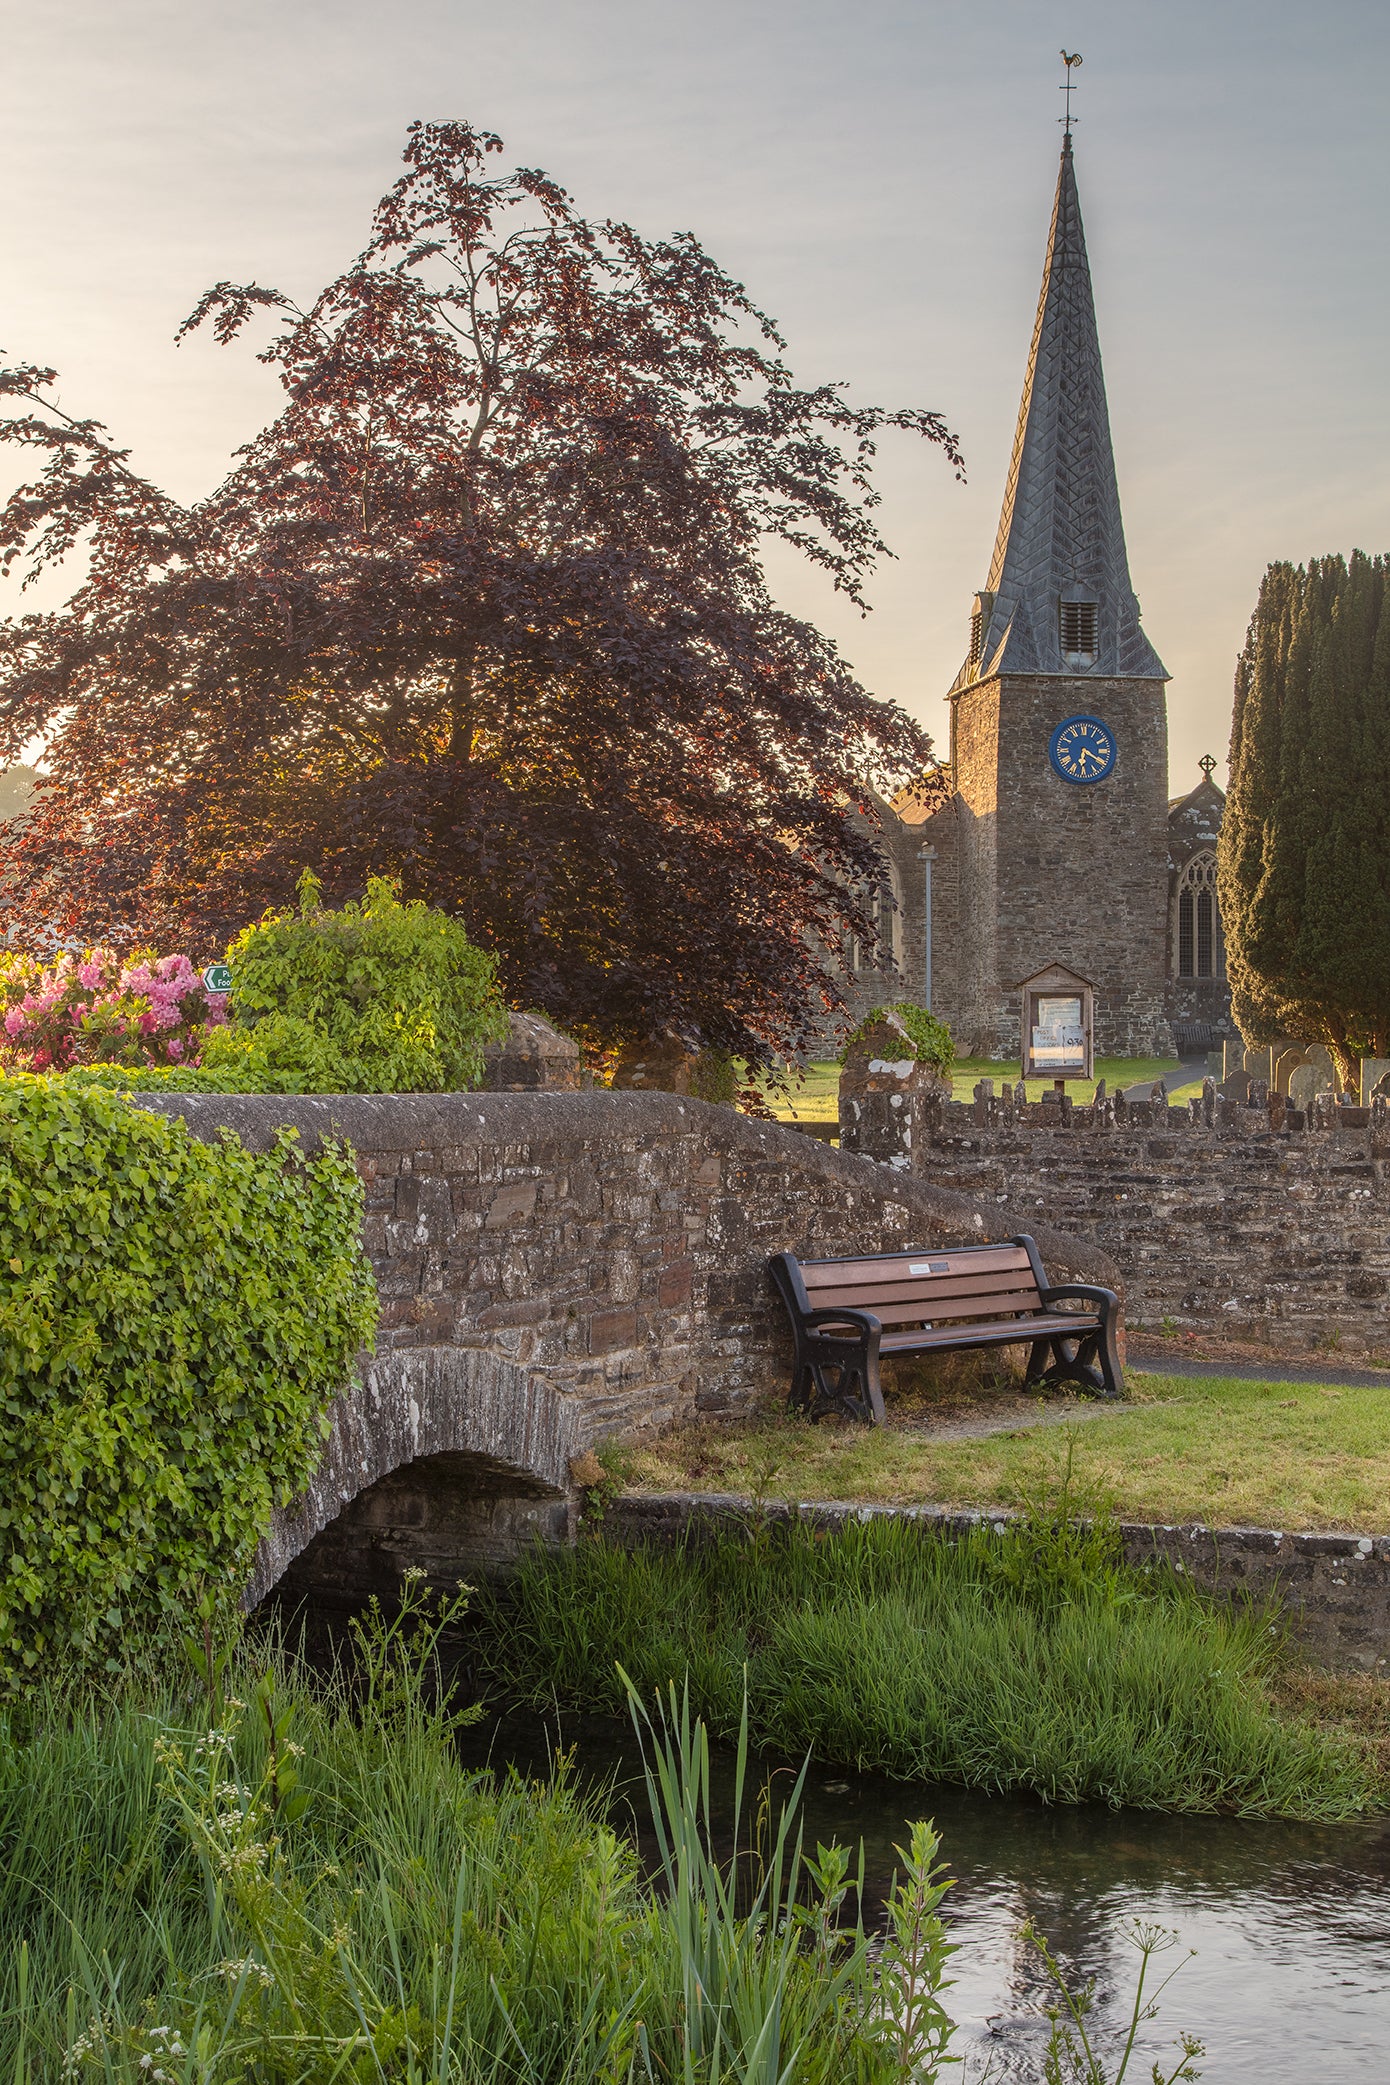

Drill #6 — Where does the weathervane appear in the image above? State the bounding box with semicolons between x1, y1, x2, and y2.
1059;50;1083;136
1199;754;1217;779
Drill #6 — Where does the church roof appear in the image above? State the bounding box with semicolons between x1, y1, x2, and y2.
952;135;1167;692
1167;772;1225;817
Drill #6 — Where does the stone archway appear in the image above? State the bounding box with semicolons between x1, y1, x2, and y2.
246;1345;584;1607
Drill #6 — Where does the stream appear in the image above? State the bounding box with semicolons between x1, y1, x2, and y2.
457;1709;1390;2082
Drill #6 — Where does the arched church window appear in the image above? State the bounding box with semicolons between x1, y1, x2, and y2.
1196;888;1213;976
879;886;895;962
1176;854;1221;978
849;887;894;973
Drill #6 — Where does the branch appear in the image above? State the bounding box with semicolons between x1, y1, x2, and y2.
175;281;298;347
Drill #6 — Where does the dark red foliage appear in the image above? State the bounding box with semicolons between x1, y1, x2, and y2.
0;122;960;1061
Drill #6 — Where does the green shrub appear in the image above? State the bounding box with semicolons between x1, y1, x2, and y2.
689;1048;740;1106
841;1000;955;1073
54;1062;313;1095
0;1079;375;1688
201;872;507;1093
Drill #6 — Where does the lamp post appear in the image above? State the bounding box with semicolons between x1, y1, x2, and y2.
919;845;936;1010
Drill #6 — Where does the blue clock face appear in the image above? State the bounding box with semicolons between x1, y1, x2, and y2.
1049;714;1116;785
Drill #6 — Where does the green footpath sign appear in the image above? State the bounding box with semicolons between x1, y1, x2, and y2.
202;964;233;994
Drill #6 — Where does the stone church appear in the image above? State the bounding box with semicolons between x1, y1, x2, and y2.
854;134;1234;1059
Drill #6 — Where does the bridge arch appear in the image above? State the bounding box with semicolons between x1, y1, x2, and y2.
246;1345;582;1607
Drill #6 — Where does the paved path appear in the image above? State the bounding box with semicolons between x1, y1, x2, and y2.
901;1350;1390;1444
1120;1050;1210;1102
1129;1351;1390;1391
905;1399;1143;1444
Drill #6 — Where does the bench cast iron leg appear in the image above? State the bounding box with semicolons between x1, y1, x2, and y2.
788;1337;886;1425
1024;1321;1122;1401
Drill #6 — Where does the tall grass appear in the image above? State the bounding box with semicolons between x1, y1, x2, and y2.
475;1515;1376;1819
0;1578;932;2083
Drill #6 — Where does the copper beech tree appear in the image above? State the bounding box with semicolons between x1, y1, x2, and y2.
0;122;960;1064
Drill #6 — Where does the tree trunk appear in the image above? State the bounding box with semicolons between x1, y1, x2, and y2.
1329;1033;1361;1096
447;643;477;760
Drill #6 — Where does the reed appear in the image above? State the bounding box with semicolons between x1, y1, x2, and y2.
475;1513;1376;1820
0;1579;911;2082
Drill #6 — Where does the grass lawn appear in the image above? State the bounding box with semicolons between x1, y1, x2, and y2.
614;1368;1390;1532
762;1054;1188;1124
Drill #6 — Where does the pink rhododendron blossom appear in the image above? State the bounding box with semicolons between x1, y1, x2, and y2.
0;942;230;1073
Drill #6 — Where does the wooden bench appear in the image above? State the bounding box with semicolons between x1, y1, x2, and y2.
767;1235;1122;1423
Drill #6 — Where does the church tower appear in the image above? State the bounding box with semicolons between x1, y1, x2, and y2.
942;131;1170;1056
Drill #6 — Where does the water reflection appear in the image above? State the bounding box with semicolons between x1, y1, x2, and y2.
457;1711;1390;2084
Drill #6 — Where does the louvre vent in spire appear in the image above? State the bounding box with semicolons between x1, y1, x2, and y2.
969;592;993;673
1060;599;1097;661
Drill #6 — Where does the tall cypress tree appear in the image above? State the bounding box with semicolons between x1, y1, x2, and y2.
1220;552;1390;1087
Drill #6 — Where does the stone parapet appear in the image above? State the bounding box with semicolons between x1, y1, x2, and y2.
140;1091;1118;1424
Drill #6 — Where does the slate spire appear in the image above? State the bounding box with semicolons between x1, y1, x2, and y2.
955;135;1166;687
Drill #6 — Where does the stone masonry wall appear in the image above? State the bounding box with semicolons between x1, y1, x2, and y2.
133;1090;1121;1603
893;1092;1390;1356
947;672;1171;1058
993;674;1171;1058
138;1090;1112;1427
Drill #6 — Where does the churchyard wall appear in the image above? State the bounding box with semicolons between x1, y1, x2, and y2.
843;1082;1390;1356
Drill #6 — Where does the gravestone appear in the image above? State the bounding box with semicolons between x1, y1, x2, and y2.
1288;1062;1320;1112
610;1035;698;1094
1302;1044;1340;1097
1360;1058;1390;1106
1272;1046;1309;1096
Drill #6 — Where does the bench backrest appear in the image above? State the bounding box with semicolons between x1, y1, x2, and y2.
795;1239;1045;1328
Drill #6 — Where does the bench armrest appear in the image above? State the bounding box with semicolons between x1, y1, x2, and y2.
803;1307;883;1339
1040;1282;1117;1316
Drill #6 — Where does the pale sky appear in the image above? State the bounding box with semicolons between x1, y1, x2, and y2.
3;0;1388;792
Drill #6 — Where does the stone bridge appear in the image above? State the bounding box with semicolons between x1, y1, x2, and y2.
140;1091;1121;1606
